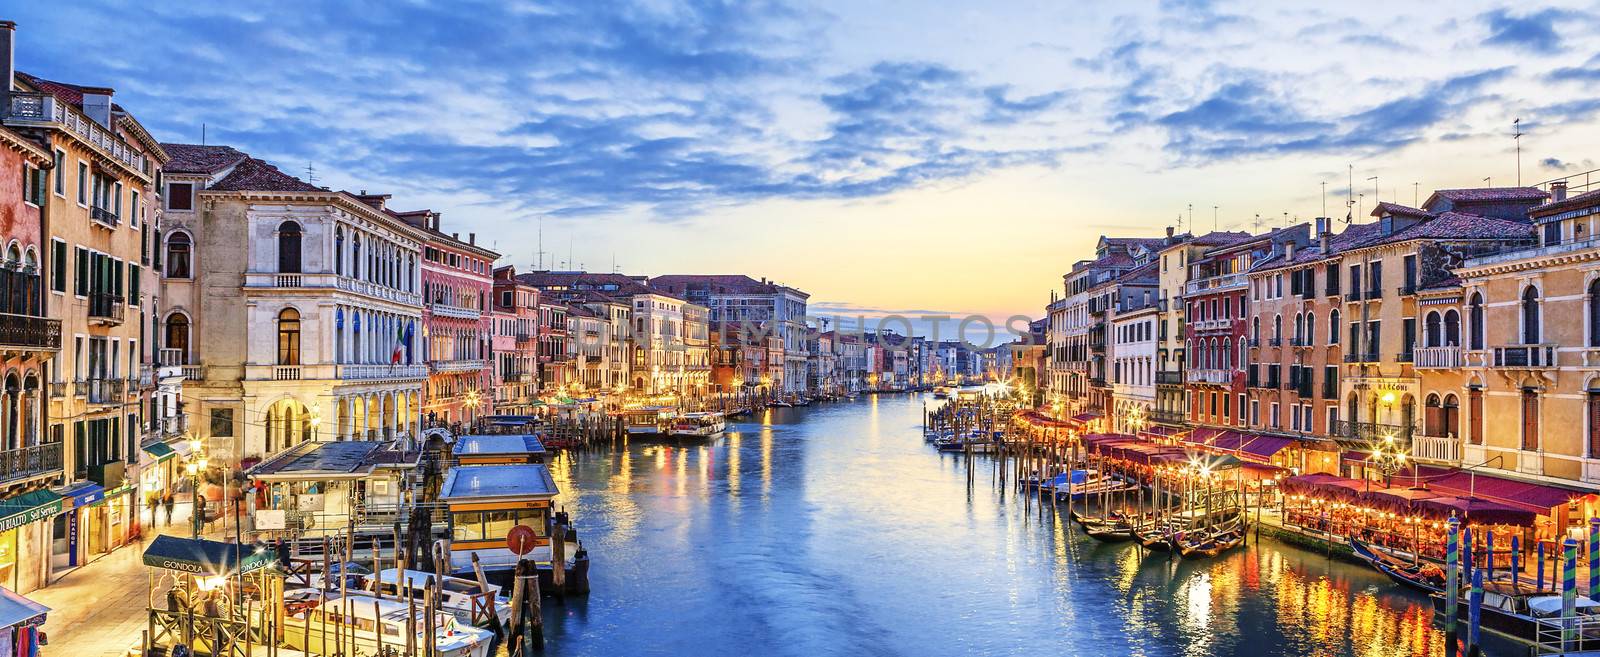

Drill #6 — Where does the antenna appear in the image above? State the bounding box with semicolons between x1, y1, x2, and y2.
1187;204;1193;231
1367;176;1379;205
1484;176;1492;188
1345;164;1355;223
536;217;546;269
1321;181;1327;219
1413;182;1419;208
1514;117;1523;186
1357;193;1364;220
201;123;207;146
1212;206;1218;232
1252;213;1261;233
305;162;318;185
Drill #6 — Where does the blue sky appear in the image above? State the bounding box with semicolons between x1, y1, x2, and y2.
13;1;1600;335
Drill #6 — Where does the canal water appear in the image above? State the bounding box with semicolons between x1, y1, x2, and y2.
542;394;1519;656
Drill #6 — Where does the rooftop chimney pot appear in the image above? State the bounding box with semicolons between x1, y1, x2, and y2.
469;232;476;245
0;20;14;103
1553;180;1569;203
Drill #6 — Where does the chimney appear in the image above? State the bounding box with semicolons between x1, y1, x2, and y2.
1553;180;1569;203
1315;216;1328;237
1165;226;1174;238
1285;241;1296;260
469;232;476;245
0;21;14;106
80;85;114;128
1320;232;1330;255
451;232;459;240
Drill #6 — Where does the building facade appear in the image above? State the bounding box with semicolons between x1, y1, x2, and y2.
408;212;497;427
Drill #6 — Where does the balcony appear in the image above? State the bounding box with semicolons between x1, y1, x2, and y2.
1343;352;1378;364
158;414;188;438
1185;272;1247;295
78;378;124;405
1331;419;1413;443
339;363;427;381
1345;291;1362;303
0;313;61;352
429;358;488;373
181;365;204;381
4;92;151;179
1192;318;1232;333
1155;370;1184;386
1185;368;1232;385
1289;337;1312;348
90;206;119;228
1088;377;1107;388
242;272;423;306
1267;337;1283;347
0;442;63;485
1150;408;1187;425
88;293;125;325
1398;283;1418;296
1491;344;1557;368
1411;434;1462;465
1396;351;1413;363
48;381;65;398
1414;345;1462;369
428;303;482;321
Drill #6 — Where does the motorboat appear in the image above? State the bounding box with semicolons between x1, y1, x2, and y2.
283;590;495;657
370;568;512;629
1434;585;1600;650
620;406;673;436
669;412;727;438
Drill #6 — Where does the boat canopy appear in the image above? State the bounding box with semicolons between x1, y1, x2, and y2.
1528;595;1600;616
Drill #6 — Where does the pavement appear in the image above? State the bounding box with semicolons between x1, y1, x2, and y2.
30;500;231;657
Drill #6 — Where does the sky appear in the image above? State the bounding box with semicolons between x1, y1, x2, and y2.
12;1;1600;339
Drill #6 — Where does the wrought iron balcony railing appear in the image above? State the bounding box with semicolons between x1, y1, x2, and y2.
0;313;61;351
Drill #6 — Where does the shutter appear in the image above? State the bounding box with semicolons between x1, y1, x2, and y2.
1589;393;1600;458
1470;388;1484;445
1522;391;1539;451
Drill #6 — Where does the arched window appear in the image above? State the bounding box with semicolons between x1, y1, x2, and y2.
1251;316;1260;342
277;308;302;365
278;221;303;274
1424;311;1442;348
1443;393;1460;438
352;235;362;279
1329;309;1340;345
1521;387;1540;451
1444;310;1461;347
1469;293;1485;350
1222;338;1232;369
166;233;192;279
1273;314;1282;340
1306;311;1316;344
1424;393;1442;436
165;313;190;365
1589;279;1600;347
335;227;344;276
1294;313;1304;342
1522;286;1540;344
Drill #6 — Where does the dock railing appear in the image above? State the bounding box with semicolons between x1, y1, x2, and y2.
1533;614;1600;654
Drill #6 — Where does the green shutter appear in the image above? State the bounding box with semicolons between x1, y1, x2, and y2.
75;248;88;296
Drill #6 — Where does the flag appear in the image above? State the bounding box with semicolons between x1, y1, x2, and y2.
392;322;409;365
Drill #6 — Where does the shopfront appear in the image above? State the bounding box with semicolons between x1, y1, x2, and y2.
139;443;178;529
0;490;63;594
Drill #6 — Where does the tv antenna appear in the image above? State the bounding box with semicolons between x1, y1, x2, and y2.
1484;176;1492;188
305;162;318;185
1212;205;1218;232
1344;164;1355;224
1367;176;1379;205
1514;118;1523;186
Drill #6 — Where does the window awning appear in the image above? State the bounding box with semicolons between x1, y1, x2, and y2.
0;490;62;533
62;481;105;508
142;441;177;463
142;535;277;577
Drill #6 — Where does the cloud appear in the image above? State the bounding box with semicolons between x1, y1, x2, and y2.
1549;54;1600;82
1150;68;1512;160
1479;8;1571;54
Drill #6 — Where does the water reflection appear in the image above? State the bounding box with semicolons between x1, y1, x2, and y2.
543;395;1513;657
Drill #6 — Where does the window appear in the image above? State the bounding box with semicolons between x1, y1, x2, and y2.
166;233;192;278
131;190;140;227
278;221;303;273
165;314;190;364
1545;221;1563;247
128;263;140;304
277;308;301;365
1329;309;1340;345
210;408;235;437
52;150;64;196
1469;293;1485;350
74;247;88;296
1444;310;1460;347
1469;386;1484;445
1590;280;1600;347
167;182;193;211
1522;286;1540;344
50;239;66;292
335;227;343;275
1589;390;1600;458
76;161;87;205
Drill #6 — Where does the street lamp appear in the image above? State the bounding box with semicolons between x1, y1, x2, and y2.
1366;431;1408;491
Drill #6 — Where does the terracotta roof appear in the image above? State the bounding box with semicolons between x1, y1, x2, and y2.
1381;211;1532;243
1190;230;1253;247
649;274;806;298
15;71;87;108
159;143;248;175
1117;260;1159;284
517;271;680;301
1370;201;1434;220
206;156;325;193
1530;189;1600;219
1431;187;1549;203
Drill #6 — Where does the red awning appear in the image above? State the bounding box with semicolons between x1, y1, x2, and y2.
1413;496;1538;526
1235;434;1295;462
1138;425;1184;438
1397;465;1593;515
1071;412;1103;422
1283;473;1368;501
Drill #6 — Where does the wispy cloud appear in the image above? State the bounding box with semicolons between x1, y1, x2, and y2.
1479;8;1574;54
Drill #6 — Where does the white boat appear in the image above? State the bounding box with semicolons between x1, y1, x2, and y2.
283;590;494;657
371;568;512;629
669;412;727;438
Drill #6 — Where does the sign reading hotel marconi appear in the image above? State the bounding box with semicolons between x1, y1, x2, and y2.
0;498;63;533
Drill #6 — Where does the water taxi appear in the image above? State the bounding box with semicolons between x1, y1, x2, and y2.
282;590;495;657
668;412;727;438
439;463;590;594
620;406;674;436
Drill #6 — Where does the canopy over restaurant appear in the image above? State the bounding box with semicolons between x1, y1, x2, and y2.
142;535;277;577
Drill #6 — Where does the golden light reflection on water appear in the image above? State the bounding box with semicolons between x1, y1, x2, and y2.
727;430;742;497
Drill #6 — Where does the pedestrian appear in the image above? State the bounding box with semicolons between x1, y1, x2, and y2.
195;493;207;534
163;492;175;526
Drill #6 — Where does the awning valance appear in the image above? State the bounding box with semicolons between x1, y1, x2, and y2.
0;490;61;533
143;535;276;577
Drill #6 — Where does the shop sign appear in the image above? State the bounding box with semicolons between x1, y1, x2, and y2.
0;498;63;534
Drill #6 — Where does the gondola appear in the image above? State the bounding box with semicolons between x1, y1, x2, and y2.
1133;522;1175;551
1175;525;1244;559
1350;539;1446;593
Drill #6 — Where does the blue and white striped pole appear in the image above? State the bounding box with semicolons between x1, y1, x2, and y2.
1463;525;1474;586
1469;568;1484;654
1589;517;1598;596
1511;534;1521;586
1445;517;1460;634
1565;537;1580;652
1538;540;1546;589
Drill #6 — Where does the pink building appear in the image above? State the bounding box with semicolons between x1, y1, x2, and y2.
392;208;498;427
491;266;540;415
